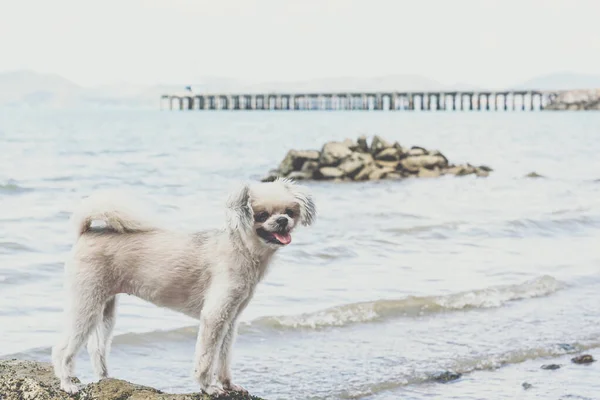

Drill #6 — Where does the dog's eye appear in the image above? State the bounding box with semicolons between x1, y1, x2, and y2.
285;208;294;218
255;212;269;222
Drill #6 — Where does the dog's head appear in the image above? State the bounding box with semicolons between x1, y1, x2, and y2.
226;178;315;249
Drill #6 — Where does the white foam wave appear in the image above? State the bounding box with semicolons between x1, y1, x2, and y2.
244;275;561;330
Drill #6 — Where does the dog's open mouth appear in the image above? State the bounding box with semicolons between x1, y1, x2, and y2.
257;228;292;245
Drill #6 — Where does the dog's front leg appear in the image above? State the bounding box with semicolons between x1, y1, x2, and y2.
217;295;251;393
194;283;245;396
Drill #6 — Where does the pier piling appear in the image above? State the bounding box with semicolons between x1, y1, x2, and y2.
160;90;555;111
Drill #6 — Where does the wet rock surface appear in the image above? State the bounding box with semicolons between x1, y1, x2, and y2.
525;171;545;178
541;364;561;370
0;359;264;400
430;371;462;383
544;89;600;111
571;354;595;365
262;135;491;182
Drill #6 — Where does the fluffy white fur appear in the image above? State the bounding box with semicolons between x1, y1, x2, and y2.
51;178;315;395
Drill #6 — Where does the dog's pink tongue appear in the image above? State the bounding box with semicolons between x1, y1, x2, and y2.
273;232;292;245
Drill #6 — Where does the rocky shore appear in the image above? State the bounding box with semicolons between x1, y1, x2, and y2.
545;89;600;110
0;359;264;400
262;135;491;182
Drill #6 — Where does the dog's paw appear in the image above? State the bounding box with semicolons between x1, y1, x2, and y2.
224;382;248;394
203;384;226;396
60;379;79;394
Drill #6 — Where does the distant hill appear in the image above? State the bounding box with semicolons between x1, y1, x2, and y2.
0;70;82;108
0;71;454;108
241;75;448;93
1;70;599;109
512;72;600;90
0;71;249;108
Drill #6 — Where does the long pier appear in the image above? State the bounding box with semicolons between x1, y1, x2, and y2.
161;90;558;111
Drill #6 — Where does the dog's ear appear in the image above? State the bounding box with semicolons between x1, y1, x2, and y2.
226;183;253;231
277;178;316;226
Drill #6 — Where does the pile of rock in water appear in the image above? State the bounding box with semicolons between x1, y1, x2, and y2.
262;135;491;182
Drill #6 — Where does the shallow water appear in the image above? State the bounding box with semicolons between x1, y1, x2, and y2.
1;109;599;399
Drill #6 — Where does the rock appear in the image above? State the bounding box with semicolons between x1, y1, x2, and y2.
319;142;352;166
356;135;369;153
445;164;476;176
368;167;394;180
287;171;312;180
428;150;449;166
370;135;392;155
338;153;373;177
342;138;357;151
262;135;491;182
0;359;265;400
315;166;345;180
400;155;447;172
456;166;477;176
475;168;490;177
278;150;320;175
522;382;533;390
338;159;365;177
407;147;427;156
375;160;399;170
261;169;282;182
544;89;600;111
525;171;545;178
398;159;420;173
375;148;400;161
301;160;319;173
430;371;462;383
385;172;403;180
354;165;377;181
393;142;408;156
571;354;595;364
557;343;576;352
418;168;442;178
541;364;561;370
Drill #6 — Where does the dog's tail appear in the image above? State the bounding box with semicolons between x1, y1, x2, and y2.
70;190;160;239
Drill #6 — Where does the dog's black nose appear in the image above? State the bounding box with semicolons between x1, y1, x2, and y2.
276;217;288;227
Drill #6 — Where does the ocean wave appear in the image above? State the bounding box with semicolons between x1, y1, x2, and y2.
8;276;559;354
243;275;561;331
380;215;600;241
337;339;600;399
381;221;463;236
112;326;198;346
505;215;600;232
104;276;563;346
0;241;34;254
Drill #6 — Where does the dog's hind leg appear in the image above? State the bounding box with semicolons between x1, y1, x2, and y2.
52;285;106;394
87;296;117;379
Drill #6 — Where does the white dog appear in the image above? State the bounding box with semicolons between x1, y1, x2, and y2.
51;178;316;395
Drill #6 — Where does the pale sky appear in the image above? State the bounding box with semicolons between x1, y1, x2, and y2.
1;0;599;87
